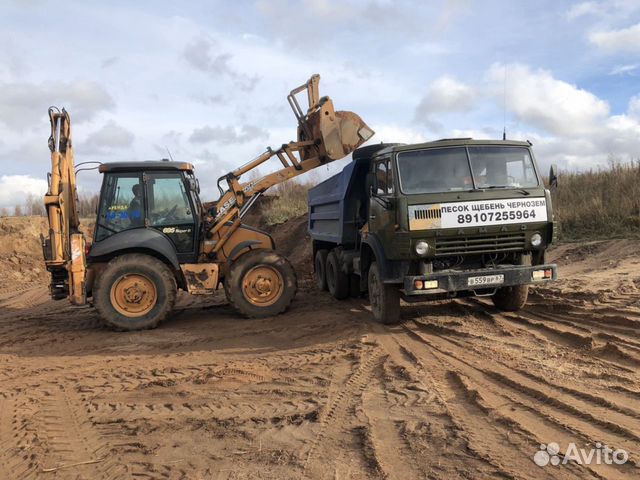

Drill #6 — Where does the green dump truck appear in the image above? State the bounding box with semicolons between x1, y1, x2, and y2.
307;139;558;324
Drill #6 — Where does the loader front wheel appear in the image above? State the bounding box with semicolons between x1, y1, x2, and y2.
226;249;297;318
94;254;177;331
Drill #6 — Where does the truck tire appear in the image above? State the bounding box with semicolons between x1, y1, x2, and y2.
226;249;297;318
492;284;529;311
368;262;400;324
93;254;177;331
326;250;349;300
314;249;329;291
349;274;361;297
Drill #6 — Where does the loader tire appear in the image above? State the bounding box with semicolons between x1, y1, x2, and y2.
226;249;297;318
492;284;529;311
94;254;177;331
326;250;349;300
314;249;329;291
368;262;400;324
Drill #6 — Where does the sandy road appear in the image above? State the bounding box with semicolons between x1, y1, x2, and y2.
0;238;639;479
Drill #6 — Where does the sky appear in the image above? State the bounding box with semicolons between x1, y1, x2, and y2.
1;0;640;209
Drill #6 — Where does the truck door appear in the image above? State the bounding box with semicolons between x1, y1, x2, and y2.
145;172;197;262
369;157;396;248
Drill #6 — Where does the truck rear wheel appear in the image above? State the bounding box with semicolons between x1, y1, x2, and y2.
492;284;529;311
314;249;329;291
326;250;349;300
94;254;177;331
368;262;400;324
226;249;297;318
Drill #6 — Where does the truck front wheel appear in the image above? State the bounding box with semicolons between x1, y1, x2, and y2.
492;284;529;311
368;262;400;324
93;254;177;331
326;250;349;300
226;249;297;318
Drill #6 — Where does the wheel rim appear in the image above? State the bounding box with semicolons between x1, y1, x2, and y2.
242;265;284;307
110;273;157;317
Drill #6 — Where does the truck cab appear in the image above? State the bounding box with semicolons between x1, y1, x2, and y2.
308;139;558;324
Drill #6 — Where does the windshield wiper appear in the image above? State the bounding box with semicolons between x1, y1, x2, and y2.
482;185;531;195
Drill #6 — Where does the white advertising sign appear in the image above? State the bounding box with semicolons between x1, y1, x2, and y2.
408;198;548;230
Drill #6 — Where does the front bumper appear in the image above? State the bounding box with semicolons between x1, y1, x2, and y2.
403;263;557;296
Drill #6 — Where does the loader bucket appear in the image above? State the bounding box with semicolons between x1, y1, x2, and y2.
304;98;374;161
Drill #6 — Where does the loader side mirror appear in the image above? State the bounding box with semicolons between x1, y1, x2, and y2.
549;164;558;189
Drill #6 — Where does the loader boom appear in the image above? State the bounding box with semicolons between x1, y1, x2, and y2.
203;74;374;257
42;108;86;304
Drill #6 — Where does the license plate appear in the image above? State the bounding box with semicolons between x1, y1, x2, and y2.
467;274;504;286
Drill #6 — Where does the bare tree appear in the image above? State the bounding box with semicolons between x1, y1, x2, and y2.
0;207;8;217
25;193;45;217
14;205;22;216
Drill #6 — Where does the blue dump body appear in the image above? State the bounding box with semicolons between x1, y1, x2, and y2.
307;157;371;247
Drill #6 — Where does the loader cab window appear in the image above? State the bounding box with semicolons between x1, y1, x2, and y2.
96;173;144;242
146;172;196;254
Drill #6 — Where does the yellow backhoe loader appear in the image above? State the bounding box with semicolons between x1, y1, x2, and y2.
42;75;374;330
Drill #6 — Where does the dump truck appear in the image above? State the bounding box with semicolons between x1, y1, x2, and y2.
308;139;558;323
42;74;374;330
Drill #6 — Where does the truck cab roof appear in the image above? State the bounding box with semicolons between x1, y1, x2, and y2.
358;138;533;159
98;161;194;173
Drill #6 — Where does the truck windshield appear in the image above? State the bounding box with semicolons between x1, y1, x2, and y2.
396;145;539;194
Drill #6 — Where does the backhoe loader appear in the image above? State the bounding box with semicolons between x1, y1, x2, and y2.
42;75;374;330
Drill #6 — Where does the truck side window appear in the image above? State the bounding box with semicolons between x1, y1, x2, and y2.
375;160;393;195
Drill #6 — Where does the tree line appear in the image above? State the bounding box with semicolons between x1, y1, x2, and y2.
0;193;99;218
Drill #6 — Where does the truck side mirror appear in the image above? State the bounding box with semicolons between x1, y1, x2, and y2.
365;172;377;196
549;164;558;189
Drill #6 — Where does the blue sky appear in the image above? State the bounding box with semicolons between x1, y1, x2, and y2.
1;0;640;209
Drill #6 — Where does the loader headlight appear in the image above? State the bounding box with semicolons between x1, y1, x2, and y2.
531;232;543;248
415;241;430;256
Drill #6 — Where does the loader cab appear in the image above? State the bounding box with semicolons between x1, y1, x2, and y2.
95;161;201;262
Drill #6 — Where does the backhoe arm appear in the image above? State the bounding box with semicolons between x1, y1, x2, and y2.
204;74;374;257
42;108;86;304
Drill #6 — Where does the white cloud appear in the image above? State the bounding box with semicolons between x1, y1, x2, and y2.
80;121;135;154
589;22;640;53
189;124;269;145
414;75;476;128
487;63;610;137
609;63;639;75
0;174;47;209
183;36;260;92
567;1;601;20
0;81;114;131
628;95;640;119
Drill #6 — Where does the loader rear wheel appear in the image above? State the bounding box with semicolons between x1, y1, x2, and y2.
226;249;297;318
314;249;329;291
326;250;349;300
94;254;177;331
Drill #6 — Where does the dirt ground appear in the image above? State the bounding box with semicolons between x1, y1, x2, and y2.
0;216;639;479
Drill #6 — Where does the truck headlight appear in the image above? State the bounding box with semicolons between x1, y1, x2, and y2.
531;232;543;248
415;241;430;256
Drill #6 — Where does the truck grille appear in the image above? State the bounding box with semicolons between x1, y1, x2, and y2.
435;232;526;256
412;207;441;220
